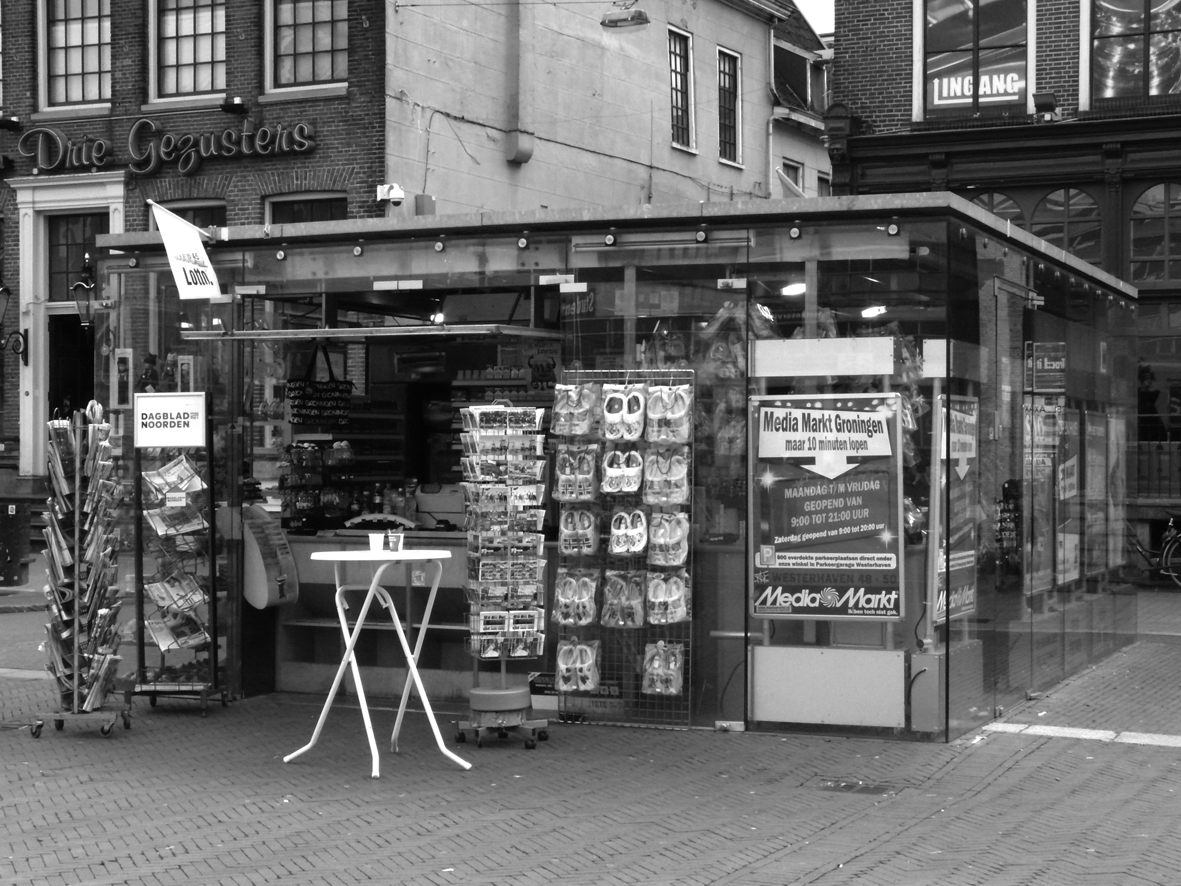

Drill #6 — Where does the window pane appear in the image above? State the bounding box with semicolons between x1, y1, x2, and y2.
1095;34;1145;97
1149;32;1181;94
1152;0;1181;30
1134;183;1167;216
926;50;974;113
669;31;692;146
976;43;1026;106
1132;216;1166;258
926;0;975;52
1094;0;1143;37
718;52;739;163
1131;260;1164;281
979;0;1026;47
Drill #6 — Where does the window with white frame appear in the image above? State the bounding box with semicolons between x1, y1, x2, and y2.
154;0;225;99
669;28;695;149
923;0;1027;118
271;0;348;90
46;0;112;106
718;48;741;164
1093;1;1181;101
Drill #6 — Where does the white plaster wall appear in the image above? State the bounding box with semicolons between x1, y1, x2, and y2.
384;0;821;214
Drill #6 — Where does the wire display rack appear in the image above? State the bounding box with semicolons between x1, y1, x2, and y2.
553;368;694;729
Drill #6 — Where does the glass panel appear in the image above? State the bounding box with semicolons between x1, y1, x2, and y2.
1132;216;1167;259
926;0;975;52
1133;183;1167;216
1094;34;1145;99
976;44;1026;107
926;49;974;114
978;0;1026;47
1149;32;1181;95
1151;0;1181;30
1094;0;1144;37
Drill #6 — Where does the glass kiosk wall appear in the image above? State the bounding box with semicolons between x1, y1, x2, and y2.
96;198;1137;739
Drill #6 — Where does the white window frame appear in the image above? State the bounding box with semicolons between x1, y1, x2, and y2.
779;159;805;197
146;0;227;110
668;26;696;153
261;0;349;104
36;0;112;117
717;47;743;167
911;0;1037;123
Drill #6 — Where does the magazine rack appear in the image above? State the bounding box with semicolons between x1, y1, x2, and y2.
126;404;226;715
455;402;551;749
32;405;131;738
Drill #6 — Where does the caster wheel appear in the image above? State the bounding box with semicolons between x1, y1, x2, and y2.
456;732;466;744
476;738;483;748
30;722;42;738
221;693;228;708
538;730;549;741
150;695;157;707
498;728;508;739
100;723;113;737
54;719;64;731
524;739;537;750
121;712;131;730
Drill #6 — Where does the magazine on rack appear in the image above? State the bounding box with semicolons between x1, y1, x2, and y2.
145;611;209;652
145;502;207;537
144;572;205;613
142;454;206;500
82;651;122;712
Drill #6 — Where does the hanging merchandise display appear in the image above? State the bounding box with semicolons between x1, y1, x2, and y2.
456;402;551;748
33;404;132;737
552;369;694;728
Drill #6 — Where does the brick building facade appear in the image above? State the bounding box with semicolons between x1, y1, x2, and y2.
827;0;1181;523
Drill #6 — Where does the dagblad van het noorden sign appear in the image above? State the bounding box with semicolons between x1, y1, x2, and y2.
138;411;199;429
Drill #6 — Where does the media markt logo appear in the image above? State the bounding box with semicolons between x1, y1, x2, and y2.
754;585;899;616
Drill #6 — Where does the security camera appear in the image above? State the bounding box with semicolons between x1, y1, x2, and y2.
377;183;406;205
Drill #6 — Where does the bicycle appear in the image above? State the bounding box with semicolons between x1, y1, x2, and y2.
1126;517;1181;588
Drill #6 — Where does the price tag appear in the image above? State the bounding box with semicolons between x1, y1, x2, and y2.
165;491;187;507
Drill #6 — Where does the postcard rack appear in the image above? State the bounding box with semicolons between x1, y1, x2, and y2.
127;407;226;715
32;405;131;738
455;402;551;749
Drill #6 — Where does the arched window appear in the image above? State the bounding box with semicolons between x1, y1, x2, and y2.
970;192;1025;228
1031;189;1102;265
1130;184;1181;283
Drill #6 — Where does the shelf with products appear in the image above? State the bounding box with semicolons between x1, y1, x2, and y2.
129;445;228;715
32;405;132;738
550;369;695;729
455;403;551;749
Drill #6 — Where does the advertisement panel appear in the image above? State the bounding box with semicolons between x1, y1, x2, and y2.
749;394;904;620
1083;411;1108;576
935;395;979;623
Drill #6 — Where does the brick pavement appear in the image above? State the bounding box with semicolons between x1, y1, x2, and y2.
3;638;1181;886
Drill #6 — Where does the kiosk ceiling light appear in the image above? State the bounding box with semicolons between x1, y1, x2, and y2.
780;282;807;297
862;305;887;318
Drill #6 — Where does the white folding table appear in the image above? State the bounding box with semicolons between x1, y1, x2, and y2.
283;549;471;776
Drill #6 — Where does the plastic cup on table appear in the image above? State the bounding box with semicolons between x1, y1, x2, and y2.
369;533;385;552
387;531;404;552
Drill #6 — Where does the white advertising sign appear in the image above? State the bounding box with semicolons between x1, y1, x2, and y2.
149;200;226;301
134;392;207;449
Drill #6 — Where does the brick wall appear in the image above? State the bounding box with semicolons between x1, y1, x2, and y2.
831;0;914;134
1036;0;1081;117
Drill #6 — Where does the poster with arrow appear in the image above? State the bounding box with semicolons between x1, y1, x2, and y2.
935;395;979;623
750;393;904;620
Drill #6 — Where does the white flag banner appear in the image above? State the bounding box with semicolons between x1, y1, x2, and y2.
149;200;225;301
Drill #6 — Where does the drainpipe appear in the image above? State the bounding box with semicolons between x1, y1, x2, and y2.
505;0;534;163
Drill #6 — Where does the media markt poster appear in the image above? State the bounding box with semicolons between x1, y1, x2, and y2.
935;396;979;623
749;393;904;620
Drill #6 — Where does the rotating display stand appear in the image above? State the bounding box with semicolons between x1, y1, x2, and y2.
455;402;551;748
33;404;131;738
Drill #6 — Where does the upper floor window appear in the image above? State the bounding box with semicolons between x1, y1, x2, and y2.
273;0;348;89
924;0;1027;118
718;49;741;164
1093;1;1181;100
47;0;111;106
157;0;225;98
268;194;348;225
669;28;695;150
148;201;227;230
1131;183;1181;282
971;191;1026;227
1031;188;1102;265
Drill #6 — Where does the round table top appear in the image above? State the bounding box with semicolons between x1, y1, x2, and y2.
310;549;453;562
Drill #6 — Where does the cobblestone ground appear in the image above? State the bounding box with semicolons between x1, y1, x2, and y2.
2;641;1181;885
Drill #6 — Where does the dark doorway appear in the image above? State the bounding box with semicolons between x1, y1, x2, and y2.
48;315;93;418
